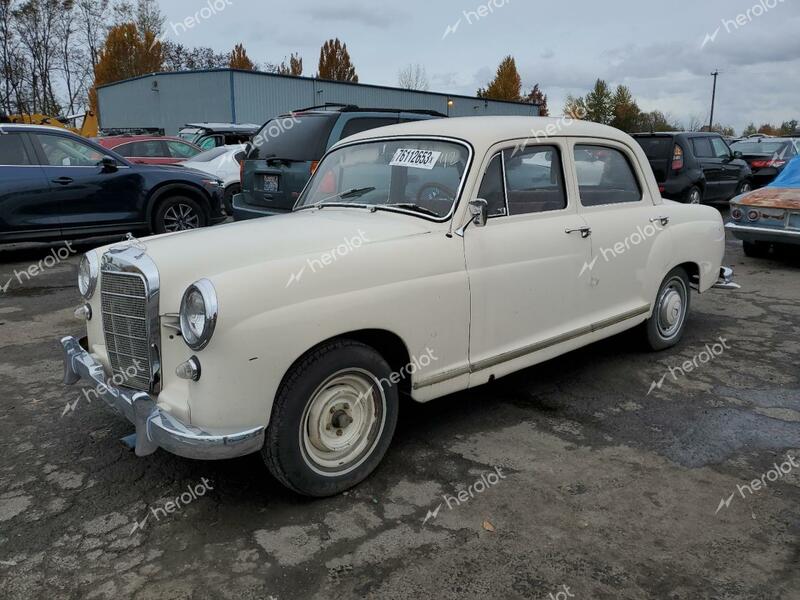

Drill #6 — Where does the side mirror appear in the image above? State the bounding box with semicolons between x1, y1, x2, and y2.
455;198;489;237
469;198;489;227
733;151;743;160
99;155;118;172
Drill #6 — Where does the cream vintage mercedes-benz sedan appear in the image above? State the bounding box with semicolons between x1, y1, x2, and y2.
61;116;737;497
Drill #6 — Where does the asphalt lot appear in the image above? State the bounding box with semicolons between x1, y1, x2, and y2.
1;215;798;600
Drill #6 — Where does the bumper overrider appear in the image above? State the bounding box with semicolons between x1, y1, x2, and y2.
60;336;265;460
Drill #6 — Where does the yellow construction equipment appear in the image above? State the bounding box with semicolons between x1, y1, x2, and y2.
5;111;98;137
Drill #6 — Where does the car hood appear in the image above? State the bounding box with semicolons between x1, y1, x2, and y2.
94;208;439;303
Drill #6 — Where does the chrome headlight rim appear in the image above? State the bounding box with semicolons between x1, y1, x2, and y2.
78;252;99;300
179;278;218;351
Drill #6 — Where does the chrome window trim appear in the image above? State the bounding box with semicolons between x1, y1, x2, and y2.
100;246;162;394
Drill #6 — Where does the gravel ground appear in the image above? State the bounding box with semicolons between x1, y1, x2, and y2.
0;223;798;600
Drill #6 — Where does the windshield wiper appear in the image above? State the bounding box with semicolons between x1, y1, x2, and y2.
378;203;441;217
296;187;377;211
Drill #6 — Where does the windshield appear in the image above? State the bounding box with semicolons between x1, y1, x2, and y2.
731;140;789;155
295;139;470;220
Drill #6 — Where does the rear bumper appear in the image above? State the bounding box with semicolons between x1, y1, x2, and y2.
725;222;800;245
231;193;288;221
60;335;265;460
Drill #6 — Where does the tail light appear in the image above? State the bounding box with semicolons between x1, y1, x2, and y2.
310;160;320;175
671;144;684;171
731;207;743;221
747;209;760;221
750;159;787;168
658;185;666;193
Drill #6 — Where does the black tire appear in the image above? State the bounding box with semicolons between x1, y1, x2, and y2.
736;180;753;196
153;195;207;234
644;267;691;351
223;185;240;215
262;339;399;497
743;241;769;258
684;186;702;204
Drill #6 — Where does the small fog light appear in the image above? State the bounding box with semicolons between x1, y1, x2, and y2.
175;356;201;381
74;304;92;321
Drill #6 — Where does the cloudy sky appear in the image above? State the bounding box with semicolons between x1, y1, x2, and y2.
159;0;799;134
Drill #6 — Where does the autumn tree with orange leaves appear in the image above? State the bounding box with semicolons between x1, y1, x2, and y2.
317;38;358;82
229;43;255;70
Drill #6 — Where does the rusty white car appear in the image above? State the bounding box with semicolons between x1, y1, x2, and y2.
61;117;737;497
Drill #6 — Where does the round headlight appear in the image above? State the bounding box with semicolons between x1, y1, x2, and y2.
78;253;99;299
179;279;218;351
747;210;760;222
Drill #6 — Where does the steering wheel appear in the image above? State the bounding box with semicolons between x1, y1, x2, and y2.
416;183;457;204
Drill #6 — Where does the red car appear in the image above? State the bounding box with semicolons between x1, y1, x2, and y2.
95;135;203;165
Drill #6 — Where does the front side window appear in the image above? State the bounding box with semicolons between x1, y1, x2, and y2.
0;133;32;165
710;137;731;159
36;134;104;166
574;145;642;206
168;140;201;158
296;138;470;220
503;146;566;214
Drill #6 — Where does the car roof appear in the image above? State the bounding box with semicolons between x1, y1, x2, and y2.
182;123;260;132
289;104;447;118
0;123;73;134
335;116;631;148
632;131;721;138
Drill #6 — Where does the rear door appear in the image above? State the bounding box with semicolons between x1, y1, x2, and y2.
689;136;721;199
0;131;60;240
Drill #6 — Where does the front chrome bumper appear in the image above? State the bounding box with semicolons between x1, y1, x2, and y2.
60;336;265;460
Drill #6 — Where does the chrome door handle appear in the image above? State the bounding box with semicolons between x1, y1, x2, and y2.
565;226;591;239
650;216;670;227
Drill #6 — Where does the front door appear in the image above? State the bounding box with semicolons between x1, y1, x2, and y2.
464;142;593;384
31;132;144;235
690;136;723;200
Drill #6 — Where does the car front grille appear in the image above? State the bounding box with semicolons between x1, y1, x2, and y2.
100;271;153;391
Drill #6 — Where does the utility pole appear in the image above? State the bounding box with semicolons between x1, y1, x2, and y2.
709;70;719;132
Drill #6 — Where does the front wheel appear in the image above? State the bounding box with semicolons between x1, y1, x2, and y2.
643;267;691;351
262;340;399;497
153;196;207;234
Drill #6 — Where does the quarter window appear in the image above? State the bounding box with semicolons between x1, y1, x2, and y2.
35;134;104;167
502;146;566;214
0;133;33;165
574;145;642;206
477;154;506;217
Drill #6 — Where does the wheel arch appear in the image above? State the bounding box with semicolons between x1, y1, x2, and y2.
146;182;212;228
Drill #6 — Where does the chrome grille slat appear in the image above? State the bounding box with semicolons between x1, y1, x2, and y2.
101;271;152;391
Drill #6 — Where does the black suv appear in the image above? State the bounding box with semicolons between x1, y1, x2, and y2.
232;105;444;221
0;125;226;244
633;132;752;203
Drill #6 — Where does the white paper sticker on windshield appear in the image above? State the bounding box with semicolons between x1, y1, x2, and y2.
389;148;442;170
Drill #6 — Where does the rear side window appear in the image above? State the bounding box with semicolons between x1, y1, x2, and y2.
710;137;731;159
340;117;398;140
251;114;337;162
691;137;714;158
117;140;166;158
0;133;32;165
574;145;642;206
167;140;200;158
635;137;673;159
503;146;566;214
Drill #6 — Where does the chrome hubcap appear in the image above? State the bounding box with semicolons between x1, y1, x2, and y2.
301;369;385;475
689;190;701;204
656;278;687;339
163;203;200;231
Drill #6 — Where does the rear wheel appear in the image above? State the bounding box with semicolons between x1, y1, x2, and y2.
743;241;769;258
153;196;207;234
736;180;753;196
262;340;399;497
644;267;690;351
685;186;702;205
